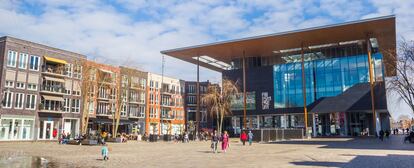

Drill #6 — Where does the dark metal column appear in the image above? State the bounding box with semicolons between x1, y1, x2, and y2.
242;50;247;130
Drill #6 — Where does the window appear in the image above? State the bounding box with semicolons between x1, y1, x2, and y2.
72;90;81;96
65;89;71;95
15;93;24;109
130;90;138;102
150;80;154;90
188;85;195;93
27;83;38;91
71;99;80;112
25;94;36;110
2;91;13;108
139;106;145;118
140;79;146;89
18;53;28;69
63;98;70;112
7;50;17;67
65;64;73;77
121;103;127;116
149;93;154;104
122;75;128;87
73;65;82;79
187;96;196;104
97;102;109;115
5;81;14;88
150;107;158;118
16;82;25;89
140;92;145;103
29;55;40;71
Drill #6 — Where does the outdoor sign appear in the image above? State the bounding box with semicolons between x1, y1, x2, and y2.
261;92;271;110
231;92;256;110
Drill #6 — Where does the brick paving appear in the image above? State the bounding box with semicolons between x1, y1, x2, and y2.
0;135;413;168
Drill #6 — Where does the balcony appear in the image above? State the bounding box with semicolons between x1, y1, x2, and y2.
129;112;145;118
161;114;174;120
131;83;146;90
161;102;175;107
40;85;65;95
42;65;65;76
39;97;64;113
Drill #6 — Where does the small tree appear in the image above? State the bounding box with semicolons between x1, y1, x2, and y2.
203;79;238;133
384;40;414;116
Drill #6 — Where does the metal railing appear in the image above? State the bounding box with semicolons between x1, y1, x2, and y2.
248;128;304;142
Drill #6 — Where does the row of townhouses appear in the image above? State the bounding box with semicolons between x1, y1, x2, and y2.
0;36;213;141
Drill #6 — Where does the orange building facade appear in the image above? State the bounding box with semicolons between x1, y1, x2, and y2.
146;73;185;135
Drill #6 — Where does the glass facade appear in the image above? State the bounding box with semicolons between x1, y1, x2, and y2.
274;53;384;108
0;117;34;140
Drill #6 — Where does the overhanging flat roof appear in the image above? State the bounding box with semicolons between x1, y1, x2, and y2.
161;15;396;72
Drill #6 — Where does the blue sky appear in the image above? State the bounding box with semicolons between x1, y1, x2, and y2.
1;0;414;119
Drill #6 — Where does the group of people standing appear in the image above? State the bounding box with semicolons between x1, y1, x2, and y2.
210;130;229;153
209;130;254;154
240;131;254;146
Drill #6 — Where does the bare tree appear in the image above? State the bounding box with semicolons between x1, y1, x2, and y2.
202;80;238;133
384;40;414;116
78;60;120;136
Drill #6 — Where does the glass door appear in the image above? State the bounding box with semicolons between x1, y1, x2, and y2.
43;121;54;140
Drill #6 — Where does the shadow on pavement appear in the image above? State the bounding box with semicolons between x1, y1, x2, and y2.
291;154;414;168
269;135;414;151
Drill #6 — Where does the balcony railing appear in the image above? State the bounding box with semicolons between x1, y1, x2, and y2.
41;85;65;94
42;65;65;76
161;102;175;107
161;114;174;120
39;104;64;113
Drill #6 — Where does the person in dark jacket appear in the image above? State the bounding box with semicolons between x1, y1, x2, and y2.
379;130;384;141
211;130;219;153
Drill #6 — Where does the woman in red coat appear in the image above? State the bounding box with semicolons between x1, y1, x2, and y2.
240;131;247;146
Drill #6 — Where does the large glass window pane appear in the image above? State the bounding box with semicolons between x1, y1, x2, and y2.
0;119;13;140
22;120;33;140
13;119;22;139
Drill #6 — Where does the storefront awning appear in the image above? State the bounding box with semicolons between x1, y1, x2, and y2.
44;76;65;83
310;83;371;113
42;95;64;102
44;56;67;64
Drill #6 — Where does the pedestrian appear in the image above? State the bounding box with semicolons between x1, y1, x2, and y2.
221;131;230;153
379;130;384;141
248;131;254;146
406;128;410;135
184;132;189;143
211;130;219;153
240;131;247;146
101;143;109;161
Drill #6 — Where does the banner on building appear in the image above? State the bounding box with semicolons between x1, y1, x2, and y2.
231;92;256;110
261;92;271;110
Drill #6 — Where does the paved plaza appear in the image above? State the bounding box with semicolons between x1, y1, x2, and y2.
0;135;414;168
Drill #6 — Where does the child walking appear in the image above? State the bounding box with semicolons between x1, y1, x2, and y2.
101;143;109;161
